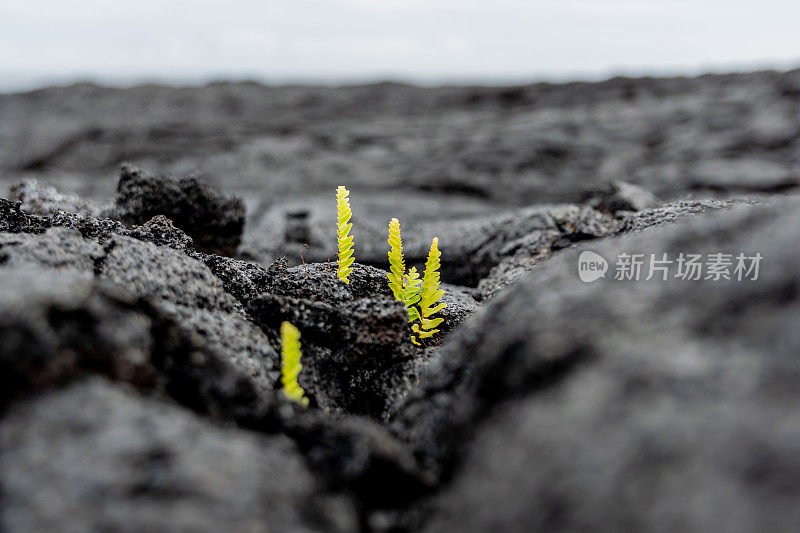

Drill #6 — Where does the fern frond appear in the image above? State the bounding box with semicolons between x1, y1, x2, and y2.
336;186;355;283
280;321;309;407
400;267;422;322
387;218;406;299
411;237;447;345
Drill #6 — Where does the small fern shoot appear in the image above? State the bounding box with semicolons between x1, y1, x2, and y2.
280;321;309;407
411;238;447;345
336;186;355;283
387;218;405;299
400;267;422;322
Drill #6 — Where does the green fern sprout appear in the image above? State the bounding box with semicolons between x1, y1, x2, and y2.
388;218;421;322
411;238;447;345
336;186;355;283
280;321;309;407
387;218;405;299
400;267;422;322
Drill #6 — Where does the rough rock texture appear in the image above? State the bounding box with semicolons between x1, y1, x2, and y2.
194;252;274;305
470;199;745;300
0;265;277;421
247;262;477;419
2;71;800;531
581;179;659;214
93;233;282;419
99;234;241;313
0;226;103;273
3;71;800;206
394;197;800;531
3;165;793;533
0;268;156;407
148;301;280;410
2;190;201;254
618;198;754;233
0;378;358;533
9;178;109;217
110;164;245;255
464;204;621;298
45;209;127;241
240;201;624;292
256;406;433;509
0;172;452;529
125;214;194;251
0;198;47;234
9;73;791;274
0;206;433;525
0;191;284;422
1;172;468;427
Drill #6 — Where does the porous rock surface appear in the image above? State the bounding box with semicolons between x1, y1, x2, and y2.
0;171;453;529
580;179;659;214
0;268;155;407
2;70;800;531
3;168;797;531
246;261;477;419
0;378;358;533
396;197;800;532
109;163;246;256
3;71;800;206
9;178;110;217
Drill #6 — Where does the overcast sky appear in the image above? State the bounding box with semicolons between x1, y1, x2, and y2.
1;0;799;91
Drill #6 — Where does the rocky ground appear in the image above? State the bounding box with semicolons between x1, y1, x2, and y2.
1;70;800;532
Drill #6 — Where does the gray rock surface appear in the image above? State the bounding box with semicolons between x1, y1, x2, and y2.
289;203;621;296
246;262;476;419
0;268;155;407
149;301;280;406
109;164;245;256
475;199;753;299
125;214;194;251
2;72;799;206
0;198;47;234
0;173;446;525
0;378;358;533
0;226;103;272
2;185;202;252
99;234;241;313
195;252;275;305
0;265;426;516
581;179;659;214
2;71;800;532
9;178;110;217
393;197;800;531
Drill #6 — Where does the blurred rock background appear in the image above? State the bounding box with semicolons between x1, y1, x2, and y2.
2;70;799;268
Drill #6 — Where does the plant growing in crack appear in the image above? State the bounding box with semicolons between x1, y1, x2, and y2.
335;186;355;283
387;217;405;300
400;267;422;322
280;321;309;407
385;217;447;344
332;188;447;345
411;237;446;345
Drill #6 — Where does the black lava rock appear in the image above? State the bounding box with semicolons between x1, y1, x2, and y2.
110;164;245;256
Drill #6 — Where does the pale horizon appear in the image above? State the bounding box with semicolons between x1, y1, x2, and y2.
2;0;800;92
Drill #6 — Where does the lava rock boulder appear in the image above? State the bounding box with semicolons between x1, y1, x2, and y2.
110;164;245;256
395;197;800;532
